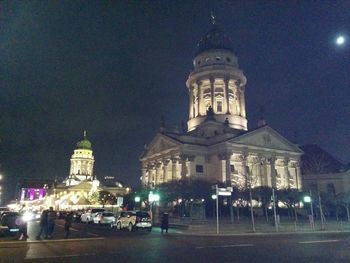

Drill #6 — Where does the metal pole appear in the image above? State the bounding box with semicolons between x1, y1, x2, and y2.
249;186;256;232
229;195;234;224
272;188;278;232
319;193;325;230
216;185;219;234
310;190;315;230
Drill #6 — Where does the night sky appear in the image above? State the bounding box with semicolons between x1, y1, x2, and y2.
1;1;349;203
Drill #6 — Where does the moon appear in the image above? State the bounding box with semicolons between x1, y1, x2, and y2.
336;35;345;45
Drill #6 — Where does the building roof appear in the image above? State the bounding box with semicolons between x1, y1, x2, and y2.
300;144;345;174
197;15;234;55
76;130;92;150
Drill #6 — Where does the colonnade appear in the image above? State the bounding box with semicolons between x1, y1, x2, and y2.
188;78;246;119
141;152;302;191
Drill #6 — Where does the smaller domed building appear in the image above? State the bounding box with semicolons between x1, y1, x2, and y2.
42;132;129;210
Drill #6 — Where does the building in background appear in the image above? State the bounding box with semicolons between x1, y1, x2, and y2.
301;144;350;195
15;132;129;211
140;16;303;190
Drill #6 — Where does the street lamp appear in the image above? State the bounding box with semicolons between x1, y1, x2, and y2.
303;193;314;230
134;196;141;210
148;191;160;224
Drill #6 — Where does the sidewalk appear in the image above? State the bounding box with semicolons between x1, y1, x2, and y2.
167;217;350;236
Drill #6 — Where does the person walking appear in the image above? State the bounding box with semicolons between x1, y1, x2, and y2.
47;207;56;238
16;216;29;241
64;212;74;239
161;212;169;234
36;210;48;240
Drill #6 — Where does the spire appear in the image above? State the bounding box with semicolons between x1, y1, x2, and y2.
257;106;267;127
84;130;87;138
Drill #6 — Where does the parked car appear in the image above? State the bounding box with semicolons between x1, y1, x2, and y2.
93;212;115;225
0;212;21;236
81;208;105;223
112;211;152;232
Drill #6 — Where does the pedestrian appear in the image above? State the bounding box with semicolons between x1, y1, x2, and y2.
16;216;28;241
47;207;56;238
64;211;74;239
36;210;48;240
161;212;169;234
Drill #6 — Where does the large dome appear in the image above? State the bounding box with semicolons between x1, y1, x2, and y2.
76;131;92;150
197;18;234;55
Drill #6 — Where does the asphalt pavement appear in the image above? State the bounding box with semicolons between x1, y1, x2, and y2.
1;220;350;263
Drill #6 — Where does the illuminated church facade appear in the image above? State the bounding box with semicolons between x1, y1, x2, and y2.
140;17;303;191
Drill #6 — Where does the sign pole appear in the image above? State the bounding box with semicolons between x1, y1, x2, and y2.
216;185;219;234
272;188;278;232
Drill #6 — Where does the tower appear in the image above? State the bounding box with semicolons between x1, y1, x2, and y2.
186;15;248;132
66;131;95;186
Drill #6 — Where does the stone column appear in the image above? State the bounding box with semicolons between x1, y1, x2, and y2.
283;159;290;188
287;161;297;189
239;84;246;118
189;86;194;119
295;162;302;190
250;156;261;187
180;155;188;179
219;153;232;184
187;155;195;178
171;158;178;181
224;78;230;114
210;77;215;109
162;159;170;182
149;164;156;186
155;162;161;185
141;166;147;186
197;81;202;116
267;157;276;188
259;157;267;186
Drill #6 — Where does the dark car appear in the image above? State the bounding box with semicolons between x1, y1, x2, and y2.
0;212;21;236
73;211;82;222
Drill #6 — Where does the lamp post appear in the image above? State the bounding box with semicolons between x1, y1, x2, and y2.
134;196;141;210
148;191;160;225
303;192;314;231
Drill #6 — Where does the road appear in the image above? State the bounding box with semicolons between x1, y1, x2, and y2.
0;220;349;263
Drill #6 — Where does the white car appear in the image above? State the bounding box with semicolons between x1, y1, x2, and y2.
111;211;152;232
93;212;115;225
81;208;105;223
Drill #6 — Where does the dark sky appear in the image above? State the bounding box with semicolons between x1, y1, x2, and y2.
1;1;349;203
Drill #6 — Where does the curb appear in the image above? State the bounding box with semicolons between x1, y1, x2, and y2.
171;229;350;237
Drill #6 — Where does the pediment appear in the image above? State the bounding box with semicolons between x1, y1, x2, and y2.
140;133;181;159
230;126;303;153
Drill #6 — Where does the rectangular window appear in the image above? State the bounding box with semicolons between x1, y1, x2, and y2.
196;165;204;173
230;165;237;174
217;101;222;112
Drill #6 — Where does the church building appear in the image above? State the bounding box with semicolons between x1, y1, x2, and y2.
140;17;303;191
